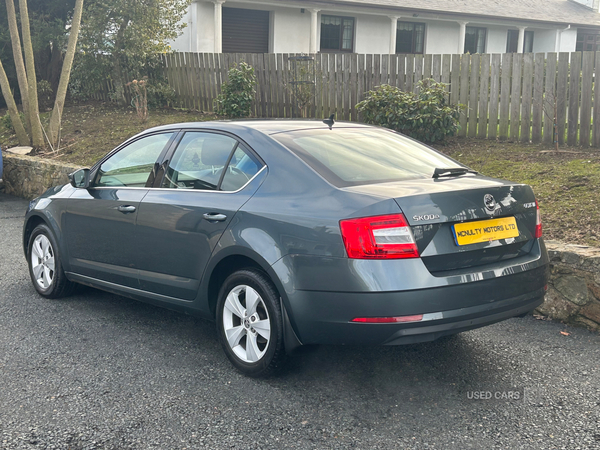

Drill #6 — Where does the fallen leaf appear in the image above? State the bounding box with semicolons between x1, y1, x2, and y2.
560;331;570;336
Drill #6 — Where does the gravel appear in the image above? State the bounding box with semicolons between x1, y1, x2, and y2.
1;192;599;450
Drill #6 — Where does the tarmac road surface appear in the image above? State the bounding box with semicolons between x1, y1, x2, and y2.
1;192;599;449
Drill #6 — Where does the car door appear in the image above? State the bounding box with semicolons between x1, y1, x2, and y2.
64;132;176;288
134;130;265;301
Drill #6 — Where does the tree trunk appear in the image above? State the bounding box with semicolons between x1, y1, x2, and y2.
18;0;44;148
0;59;29;145
48;0;84;149
111;16;131;106
5;0;31;138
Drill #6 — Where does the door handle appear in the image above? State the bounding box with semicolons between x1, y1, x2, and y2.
203;213;227;222
117;205;136;213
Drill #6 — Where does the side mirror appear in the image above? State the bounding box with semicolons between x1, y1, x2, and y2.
68;168;90;188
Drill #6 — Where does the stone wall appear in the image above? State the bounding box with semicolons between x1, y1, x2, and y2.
538;241;600;332
1;152;81;200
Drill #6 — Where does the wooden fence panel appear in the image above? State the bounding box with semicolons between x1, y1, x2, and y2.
556;52;569;145
397;54;406;91
595;52;600;147
336;54;343;120
432;54;441;82
543;53;557;145
381;54;389;86
351;53;358;121
478;54;490;139
389;54;398;90
468;54;480;138
510;54;523;141
282;54;290;117
499;53;512;140
441;54;451;103
488;54;501;140
567;52;581;146
531;53;545;143
149;51;600;148
405;55;414;93
414;54;423;91
365;54;373;93
357;53;365;107
459;55;470;137
520;53;534;142
424;54;432;81
276;53;284;117
580;51;594;147
449;54;460;110
343;54;351;120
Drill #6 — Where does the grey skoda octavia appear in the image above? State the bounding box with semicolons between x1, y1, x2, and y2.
23;120;549;377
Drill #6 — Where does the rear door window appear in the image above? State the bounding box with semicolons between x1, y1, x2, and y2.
161;131;262;191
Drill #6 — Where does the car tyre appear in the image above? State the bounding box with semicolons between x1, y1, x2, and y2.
216;268;285;377
27;224;75;299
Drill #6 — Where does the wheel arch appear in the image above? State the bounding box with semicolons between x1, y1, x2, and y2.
23;213;51;256
202;247;303;351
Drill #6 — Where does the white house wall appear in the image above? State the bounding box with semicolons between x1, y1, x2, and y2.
196;2;216;52
170;1;584;55
353;14;389;54
424;21;460;54
532;28;558;53
486;26;509;53
558;28;578;52
272;8;310;53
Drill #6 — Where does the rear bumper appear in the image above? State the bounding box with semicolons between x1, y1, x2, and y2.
276;243;549;345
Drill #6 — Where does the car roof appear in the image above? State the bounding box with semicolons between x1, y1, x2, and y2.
143;119;374;136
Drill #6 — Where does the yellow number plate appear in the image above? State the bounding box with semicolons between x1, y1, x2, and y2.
453;217;519;246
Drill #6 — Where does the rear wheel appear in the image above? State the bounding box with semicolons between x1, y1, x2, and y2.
27;224;75;298
216;269;285;377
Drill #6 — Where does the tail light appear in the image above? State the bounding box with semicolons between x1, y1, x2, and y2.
535;200;542;239
339;214;419;259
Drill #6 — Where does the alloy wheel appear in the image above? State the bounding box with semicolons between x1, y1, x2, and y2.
222;284;271;363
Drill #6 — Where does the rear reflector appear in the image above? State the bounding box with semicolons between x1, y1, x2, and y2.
340;214;419;259
535;200;542;239
351;315;424;323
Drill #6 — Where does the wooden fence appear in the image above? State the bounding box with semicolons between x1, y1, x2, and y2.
160;51;600;147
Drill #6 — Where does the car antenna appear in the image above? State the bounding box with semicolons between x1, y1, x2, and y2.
323;114;335;130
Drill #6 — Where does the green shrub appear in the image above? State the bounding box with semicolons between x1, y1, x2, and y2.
215;62;256;118
146;79;176;108
356;79;461;143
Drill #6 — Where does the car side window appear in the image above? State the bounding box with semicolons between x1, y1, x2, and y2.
94;133;173;187
161;132;238;191
220;146;262;191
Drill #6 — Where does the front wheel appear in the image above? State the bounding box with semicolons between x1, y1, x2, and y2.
27;224;75;298
216;269;285;377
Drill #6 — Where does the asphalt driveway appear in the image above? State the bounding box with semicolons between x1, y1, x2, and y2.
1;191;599;449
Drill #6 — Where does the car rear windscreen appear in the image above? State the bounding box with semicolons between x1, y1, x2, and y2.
273;128;466;187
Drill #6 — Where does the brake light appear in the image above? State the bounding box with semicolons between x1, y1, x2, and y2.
535;200;542;239
339;214;419;259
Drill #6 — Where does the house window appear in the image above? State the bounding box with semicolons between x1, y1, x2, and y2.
576;28;600;52
320;15;354;52
506;30;534;53
396;22;425;54
464;26;486;54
